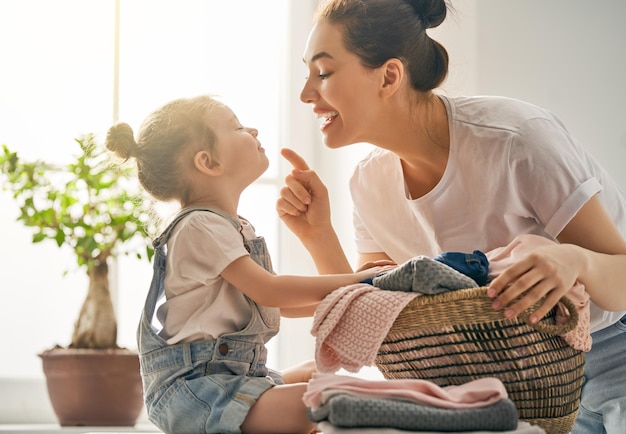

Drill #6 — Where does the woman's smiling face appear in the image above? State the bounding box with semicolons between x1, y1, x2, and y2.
300;21;383;148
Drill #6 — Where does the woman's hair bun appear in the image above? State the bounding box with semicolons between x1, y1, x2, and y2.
406;0;447;29
106;122;138;160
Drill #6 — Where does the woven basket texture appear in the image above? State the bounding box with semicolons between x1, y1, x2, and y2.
375;287;585;434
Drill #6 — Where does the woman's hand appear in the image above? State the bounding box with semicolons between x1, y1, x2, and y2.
487;243;583;323
490;196;626;318
276;147;358;274
276;148;332;242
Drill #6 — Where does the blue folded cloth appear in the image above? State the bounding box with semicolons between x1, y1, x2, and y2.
433;250;489;286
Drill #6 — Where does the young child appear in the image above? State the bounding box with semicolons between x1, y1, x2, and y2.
105;95;386;434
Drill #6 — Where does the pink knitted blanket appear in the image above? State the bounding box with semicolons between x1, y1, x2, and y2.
311;284;418;373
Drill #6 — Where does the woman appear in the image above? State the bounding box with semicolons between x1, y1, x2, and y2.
276;0;626;432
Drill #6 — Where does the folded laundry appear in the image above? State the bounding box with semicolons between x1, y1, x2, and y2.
371;255;479;294
304;373;509;410
433;250;490;286
316;420;546;434
307;393;519;432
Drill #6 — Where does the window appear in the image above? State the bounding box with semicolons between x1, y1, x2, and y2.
0;0;321;422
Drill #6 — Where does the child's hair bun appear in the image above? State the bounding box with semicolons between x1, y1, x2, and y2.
106;122;138;160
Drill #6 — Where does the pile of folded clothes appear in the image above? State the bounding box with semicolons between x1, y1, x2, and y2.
303;373;546;434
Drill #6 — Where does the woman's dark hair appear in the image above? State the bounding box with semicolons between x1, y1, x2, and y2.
316;0;449;91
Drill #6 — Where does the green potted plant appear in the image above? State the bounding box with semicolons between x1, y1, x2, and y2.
0;134;155;426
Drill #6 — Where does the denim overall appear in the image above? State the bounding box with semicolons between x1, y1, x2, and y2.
137;207;282;434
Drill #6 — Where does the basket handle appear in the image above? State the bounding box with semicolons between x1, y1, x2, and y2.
517;295;579;336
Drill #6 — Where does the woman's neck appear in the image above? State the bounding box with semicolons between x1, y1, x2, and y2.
395;93;450;199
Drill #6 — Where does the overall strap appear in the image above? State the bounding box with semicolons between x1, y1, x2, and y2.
152;207;243;249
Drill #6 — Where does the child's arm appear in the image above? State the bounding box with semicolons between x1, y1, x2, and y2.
280;304;320;317
220;255;384;308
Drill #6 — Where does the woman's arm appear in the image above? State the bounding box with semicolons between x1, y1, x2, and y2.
488;195;626;322
558;195;626;308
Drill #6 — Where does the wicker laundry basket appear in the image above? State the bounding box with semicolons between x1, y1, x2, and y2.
375;287;585;434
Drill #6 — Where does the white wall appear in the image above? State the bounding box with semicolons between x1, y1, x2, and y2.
437;0;626;189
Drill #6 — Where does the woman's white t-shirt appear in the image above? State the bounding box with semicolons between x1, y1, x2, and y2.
157;212;255;344
350;95;626;332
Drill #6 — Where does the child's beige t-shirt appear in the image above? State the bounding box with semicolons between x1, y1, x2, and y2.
157;212;255;344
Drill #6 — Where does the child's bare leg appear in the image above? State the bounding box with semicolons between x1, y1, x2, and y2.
241;383;315;434
281;359;317;384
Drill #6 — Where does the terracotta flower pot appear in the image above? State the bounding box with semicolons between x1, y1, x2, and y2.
40;347;144;426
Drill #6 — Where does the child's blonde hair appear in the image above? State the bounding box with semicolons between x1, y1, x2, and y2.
106;95;223;204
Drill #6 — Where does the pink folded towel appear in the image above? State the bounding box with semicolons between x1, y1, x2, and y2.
303;373;509;410
311;284;417;373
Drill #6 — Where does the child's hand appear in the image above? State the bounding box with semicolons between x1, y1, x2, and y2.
356;259;397;272
356;264;396;281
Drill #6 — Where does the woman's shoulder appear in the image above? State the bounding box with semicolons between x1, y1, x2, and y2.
350;148;404;193
443;94;556;131
355;147;396;169
444;94;546;111
350;147;398;180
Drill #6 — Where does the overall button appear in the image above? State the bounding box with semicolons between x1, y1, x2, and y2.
218;343;229;355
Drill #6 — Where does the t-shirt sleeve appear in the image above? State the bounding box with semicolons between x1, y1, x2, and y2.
353;205;383;254
510;116;602;238
167;213;249;290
